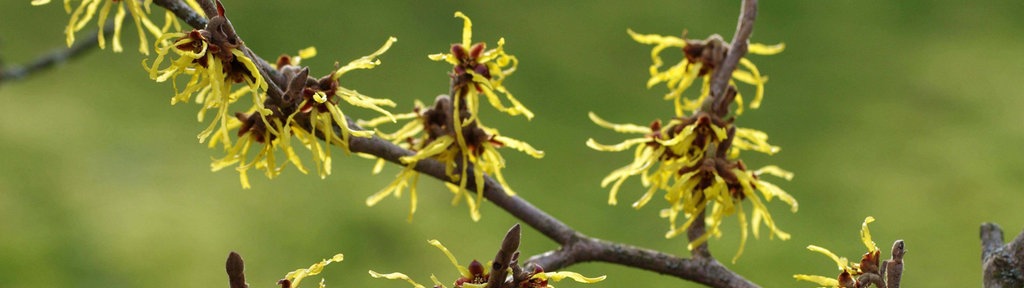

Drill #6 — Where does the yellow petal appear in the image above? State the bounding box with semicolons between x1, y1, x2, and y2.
861;216;878;253
493;135;544;158
587;112;652;134
793;274;839;287
755;179;798;213
333;37;397;80
754;165;793;180
749;42;785;55
807;245;848;271
453;11;472;46
626;28;686;47
284;253;344;288
737;58;766;109
368;271;426;288
299;46;318;59
536;271;607;283
586;137;650;152
428;240;470;278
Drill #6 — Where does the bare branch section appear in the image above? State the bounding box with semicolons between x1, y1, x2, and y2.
689;0;758;261
708;0;758;101
981;223;1024;288
0;24;111;85
148;1;761;287
528;237;757;288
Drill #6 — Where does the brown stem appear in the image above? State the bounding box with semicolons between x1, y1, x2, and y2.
707;0;757;104
687;208;712;259
688;0;757;262
198;0;219;19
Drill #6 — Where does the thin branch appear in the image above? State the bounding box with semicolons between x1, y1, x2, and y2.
688;0;757;262
708;0;758;101
198;0;219;19
527;236;756;288
688;209;712;259
0;24;112;85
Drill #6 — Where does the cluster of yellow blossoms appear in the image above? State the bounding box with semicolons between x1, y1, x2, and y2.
36;0;398;188
361;12;542;221
370;239;603;288
142;4;402;188
588;29;793;261
35;3;542;223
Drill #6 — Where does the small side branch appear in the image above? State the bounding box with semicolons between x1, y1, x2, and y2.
688;209;712;259
0;24;111;85
981;223;1024;288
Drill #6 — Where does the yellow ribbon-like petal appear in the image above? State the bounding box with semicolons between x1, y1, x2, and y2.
793;274;840;287
368;271;427;288
861;216;878;253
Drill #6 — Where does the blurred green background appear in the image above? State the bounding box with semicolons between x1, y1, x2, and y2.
2;1;1023;287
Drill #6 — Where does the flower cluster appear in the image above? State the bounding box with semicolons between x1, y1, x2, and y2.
360;12;542;221
31;0;200;54
794;217;905;288
369;239;604;288
587;29;793;261
278;253;345;288
144;1;397;187
626;30;784;117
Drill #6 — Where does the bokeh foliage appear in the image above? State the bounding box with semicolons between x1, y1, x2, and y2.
2;1;1023;287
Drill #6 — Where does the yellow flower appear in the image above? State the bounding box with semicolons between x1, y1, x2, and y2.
794;217;884;288
587;110;795;262
145;28;268;148
369;240;603;288
32;0;195;54
388;11;540;221
361;96;543;221
627;29;784;116
429;12;532;121
210;36;396;188
145;3;397;188
279;253;345;288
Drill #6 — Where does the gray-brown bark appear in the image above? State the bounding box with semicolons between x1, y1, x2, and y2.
981;223;1024;288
